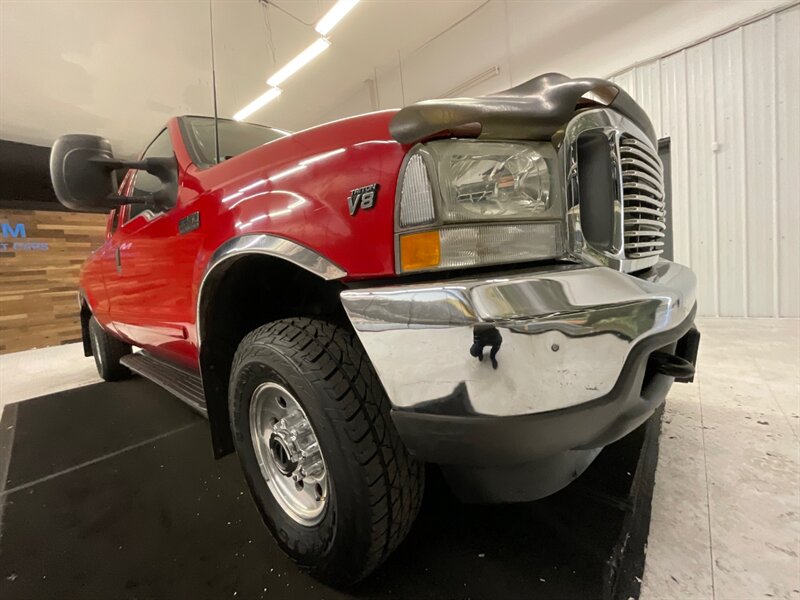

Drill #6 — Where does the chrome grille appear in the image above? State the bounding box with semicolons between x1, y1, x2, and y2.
562;108;668;273
619;136;666;259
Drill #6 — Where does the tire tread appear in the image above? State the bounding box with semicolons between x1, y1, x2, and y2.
89;316;131;381
230;317;423;581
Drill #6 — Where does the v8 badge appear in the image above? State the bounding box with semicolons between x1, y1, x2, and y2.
347;183;378;216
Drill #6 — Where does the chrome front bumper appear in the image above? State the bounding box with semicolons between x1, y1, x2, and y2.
341;259;697;418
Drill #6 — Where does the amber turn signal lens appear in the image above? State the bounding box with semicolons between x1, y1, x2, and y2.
399;230;441;271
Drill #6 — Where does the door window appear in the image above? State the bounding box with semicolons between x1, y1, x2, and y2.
126;128;174;222
109;208;120;234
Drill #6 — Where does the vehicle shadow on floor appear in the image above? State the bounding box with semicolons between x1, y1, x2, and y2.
0;379;650;600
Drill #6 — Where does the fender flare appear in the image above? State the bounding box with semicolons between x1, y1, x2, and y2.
195;233;347;458
195;233;347;345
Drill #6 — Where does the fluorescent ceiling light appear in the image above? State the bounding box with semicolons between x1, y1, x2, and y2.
269;164;307;182
267;38;330;88
299;148;345;166
315;0;360;36
233;87;282;121
239;178;267;193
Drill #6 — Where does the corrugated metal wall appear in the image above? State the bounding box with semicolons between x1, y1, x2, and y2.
611;4;799;317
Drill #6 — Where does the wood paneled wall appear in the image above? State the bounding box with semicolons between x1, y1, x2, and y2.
0;209;107;354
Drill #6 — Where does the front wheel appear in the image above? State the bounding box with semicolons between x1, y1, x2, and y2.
229;318;424;586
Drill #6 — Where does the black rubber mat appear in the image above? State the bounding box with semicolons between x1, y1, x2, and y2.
3;379;203;489
0;377;658;599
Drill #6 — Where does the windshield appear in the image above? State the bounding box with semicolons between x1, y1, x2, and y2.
181;116;290;168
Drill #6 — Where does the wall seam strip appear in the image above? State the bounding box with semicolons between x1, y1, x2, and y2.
738;28;750;317
709;41;721;317
682;50;694;280
503;0;513;88
770;14;781;317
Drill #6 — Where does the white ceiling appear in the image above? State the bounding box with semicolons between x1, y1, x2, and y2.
0;0;483;157
1;0;788;159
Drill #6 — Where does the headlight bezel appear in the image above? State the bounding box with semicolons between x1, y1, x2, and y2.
394;139;566;274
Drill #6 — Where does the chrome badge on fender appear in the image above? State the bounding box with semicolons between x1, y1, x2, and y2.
347;183;378;216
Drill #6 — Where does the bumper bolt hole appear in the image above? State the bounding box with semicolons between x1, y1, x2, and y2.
551;344;560;352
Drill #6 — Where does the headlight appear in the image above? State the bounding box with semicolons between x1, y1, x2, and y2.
432;141;555;222
395;140;564;273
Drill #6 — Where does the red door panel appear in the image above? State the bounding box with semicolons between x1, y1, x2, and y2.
81;209;120;332
108;198;201;369
103;124;202;369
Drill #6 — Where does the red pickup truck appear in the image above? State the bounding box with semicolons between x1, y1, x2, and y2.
50;73;699;586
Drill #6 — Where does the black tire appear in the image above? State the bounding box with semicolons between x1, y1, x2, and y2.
88;316;132;381
229;318;424;586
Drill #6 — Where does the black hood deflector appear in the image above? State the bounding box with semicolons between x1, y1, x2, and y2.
389;72;656;146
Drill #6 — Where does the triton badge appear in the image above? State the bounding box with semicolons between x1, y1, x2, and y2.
178;211;200;234
347;183;378;216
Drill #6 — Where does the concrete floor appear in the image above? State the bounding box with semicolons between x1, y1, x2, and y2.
0;343;100;414
642;318;800;600
0;317;798;599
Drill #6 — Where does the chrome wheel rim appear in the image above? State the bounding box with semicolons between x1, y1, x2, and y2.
249;382;328;526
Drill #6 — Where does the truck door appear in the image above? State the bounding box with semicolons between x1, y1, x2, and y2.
107;128;201;369
82;208;121;329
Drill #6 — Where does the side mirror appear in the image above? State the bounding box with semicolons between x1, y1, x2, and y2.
50;134;121;213
50;134;178;213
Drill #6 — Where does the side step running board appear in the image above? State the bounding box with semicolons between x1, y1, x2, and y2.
120;352;208;418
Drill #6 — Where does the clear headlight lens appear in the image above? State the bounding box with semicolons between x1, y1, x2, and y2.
395;140;564;273
429;140;556;222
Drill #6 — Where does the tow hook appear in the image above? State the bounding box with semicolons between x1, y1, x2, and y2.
470;325;503;369
650;351;695;382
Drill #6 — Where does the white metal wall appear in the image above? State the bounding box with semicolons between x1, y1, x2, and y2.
611;5;800;317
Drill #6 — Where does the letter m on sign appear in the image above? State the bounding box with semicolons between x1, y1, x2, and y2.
1;223;26;238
